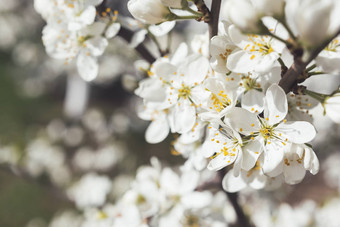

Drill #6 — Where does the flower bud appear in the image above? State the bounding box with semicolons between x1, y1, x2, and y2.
224;0;263;33
250;0;285;17
293;0;333;48
127;0;171;24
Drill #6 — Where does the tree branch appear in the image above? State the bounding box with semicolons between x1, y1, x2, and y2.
209;0;222;38
279;29;340;94
117;26;156;64
218;170;253;227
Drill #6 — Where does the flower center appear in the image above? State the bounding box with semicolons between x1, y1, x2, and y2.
259;126;274;141
245;35;274;60
240;75;260;91
210;90;231;112
178;84;191;99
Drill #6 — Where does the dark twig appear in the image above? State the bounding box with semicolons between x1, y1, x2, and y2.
117;27;156;64
279;29;340;94
218;170;253;227
209;0;222;38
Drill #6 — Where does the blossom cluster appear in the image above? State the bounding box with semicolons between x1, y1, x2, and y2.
26;0;340;226
35;0;121;81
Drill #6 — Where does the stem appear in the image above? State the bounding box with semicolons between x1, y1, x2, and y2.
278;18;296;41
277;57;286;68
268;32;289;45
209;0;222;38
174;14;202;20
304;89;328;103
147;30;166;56
117;26;156;64
308;71;324;76
306;64;317;72
184;6;204;16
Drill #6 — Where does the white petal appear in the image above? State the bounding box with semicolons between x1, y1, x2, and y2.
160;168;180;194
85;37;108;56
264;84;288;125
79;6;96;25
180;170;200;193
149;21;176;37
181;55;210;85
283;160;306;185
171;99;196;134
153;62;177;80
77;53;98;81
222;169;247;193
145;116;169;144
233;147;243;177
227;51;278;73
304;146;319;175
225;107;260;135
135;78;166;102
130;29;147;48
262;143;284;177
181;191;212;209
241;140;263;171
241;90;265;114
208;150;238;171
276;121;316;144
170;43;188;66
245;169;267;189
105;23;121;39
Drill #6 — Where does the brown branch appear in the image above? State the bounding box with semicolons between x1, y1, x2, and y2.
279;29;340;94
218;170;253;227
209;0;222;38
117;26;156;64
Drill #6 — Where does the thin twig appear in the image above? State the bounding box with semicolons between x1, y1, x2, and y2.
218;170;253;227
279;29;340;94
209;0;222;38
117;27;156;64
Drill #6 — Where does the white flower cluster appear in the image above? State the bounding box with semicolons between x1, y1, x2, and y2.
34;0;121;81
132;0;340;193
50;158;236;227
135;32;321;193
29;0;340;225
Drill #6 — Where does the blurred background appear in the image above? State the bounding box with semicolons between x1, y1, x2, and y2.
0;0;340;226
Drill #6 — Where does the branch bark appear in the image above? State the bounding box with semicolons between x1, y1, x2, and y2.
279;29;340;94
218;170;253;227
209;0;222;38
117;27;156;64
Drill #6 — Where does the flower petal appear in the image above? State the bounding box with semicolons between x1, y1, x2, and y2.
276;121;316;144
262;142;284;177
145;115;169;144
264;84;288;125
241;140;263;171
77;53;98;81
242;90;265;114
171;99;196;134
225;107;261;135
105;23;121;39
222;169;247;193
